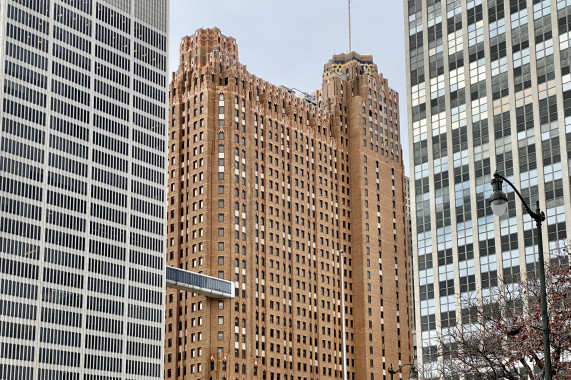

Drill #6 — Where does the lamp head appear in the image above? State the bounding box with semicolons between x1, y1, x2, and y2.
489;174;508;217
409;366;418;379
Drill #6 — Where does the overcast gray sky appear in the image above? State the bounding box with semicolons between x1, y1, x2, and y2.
169;0;409;174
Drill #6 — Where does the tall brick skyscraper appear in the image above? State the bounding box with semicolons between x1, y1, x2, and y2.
166;28;411;380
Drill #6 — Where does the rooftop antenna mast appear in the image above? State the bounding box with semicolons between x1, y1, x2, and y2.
348;0;352;53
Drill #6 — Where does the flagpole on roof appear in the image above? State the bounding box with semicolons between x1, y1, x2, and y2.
348;0;352;53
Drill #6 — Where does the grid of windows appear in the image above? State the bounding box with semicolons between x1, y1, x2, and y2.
406;1;571;378
0;0;168;378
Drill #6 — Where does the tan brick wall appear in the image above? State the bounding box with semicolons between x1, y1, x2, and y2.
165;28;411;380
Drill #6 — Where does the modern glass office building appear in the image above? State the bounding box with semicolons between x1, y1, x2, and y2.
405;0;571;377
0;0;168;378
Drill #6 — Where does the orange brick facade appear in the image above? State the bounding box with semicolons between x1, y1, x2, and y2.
166;28;411;380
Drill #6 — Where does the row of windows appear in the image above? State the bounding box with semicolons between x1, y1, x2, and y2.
134;42;165;71
5;78;46;107
91;202;127;225
45;248;84;270
129;249;163;271
7;2;49;34
134;62;165;87
54;3;91;36
85;334;122;353
95;78;129;104
128;285;162;305
135;22;166;52
40;327;80;348
132;196;163;218
47;209;86;232
51;78;90;105
94;114;128;139
59;0;91;14
0;156;43;183
52;61;90;88
39;347;80;367
134;95;165;119
89;221;126;243
53;25;90;53
131;179;163;201
89;257;125;280
2;117;44;144
96;3;130;34
12;0;50;15
128;303;162;323
92;184;127;208
6;22;47;52
48;152;87;177
95;23;130;55
96;61;129;91
48;171;86;195
0;342;34;361
95;43;129;71
51;97;89;123
0;278;38;300
86;296;124;318
49;134;88;159
47;190;86;213
127;322;161;340
54;42;90;71
6;40;48;70
5;59;47;89
85;354;121;373
42;287;82;308
132;162;163;185
94;95;129;121
1;136;44;163
3;98;46;125
126;340;161;359
94;131;128;155
86;316;123;341
129;267;162;288
51;115;89;141
133;128;165;152
134;112;165;136
130;231;163;254
89;240;125;262
45;228;85;250
134;79;165;103
0;195;42;220
92;167;127;190
0;217;41;240
0;176;43;201
0;299;36;320
93;149;128;172
0;364;33;380
88;277;124;298
0;320;35;341
126;359;161;377
130;213;162;235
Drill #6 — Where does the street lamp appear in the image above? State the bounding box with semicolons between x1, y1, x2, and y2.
488;171;552;380
388;363;417;380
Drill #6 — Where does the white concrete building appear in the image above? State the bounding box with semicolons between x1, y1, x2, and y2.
404;0;571;377
0;0;169;378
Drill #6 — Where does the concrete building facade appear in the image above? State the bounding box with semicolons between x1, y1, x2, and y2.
404;0;571;377
0;0;168;379
166;28;412;380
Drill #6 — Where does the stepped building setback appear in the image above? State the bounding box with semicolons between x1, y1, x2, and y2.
166;28;412;380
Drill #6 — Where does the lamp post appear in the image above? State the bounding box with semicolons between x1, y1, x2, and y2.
338;250;347;380
388;363;417;380
489;171;552;380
